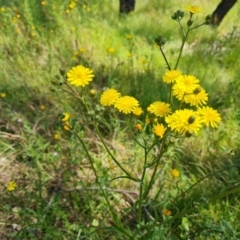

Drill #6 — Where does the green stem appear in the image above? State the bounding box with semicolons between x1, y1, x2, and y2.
137;141;148;223
159;46;171;70
94;122;139;182
142;138;167;199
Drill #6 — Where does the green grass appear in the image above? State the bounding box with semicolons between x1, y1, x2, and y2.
1;0;240;239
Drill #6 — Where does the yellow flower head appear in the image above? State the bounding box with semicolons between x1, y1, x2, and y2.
163;209;171;216
0;93;6;98
135;123;142;131
69;1;76;8
165;109;202;134
62;113;70;122
163;70;182;84
171;169;180;178
186;5;202;14
153;123;166;138
54;133;60;140
147;101;171;117
40;105;45;110
67;65;94;87
132;106;143;116
7;181;17;191
114;96;139;114
173;75;200;101
197;106;221;128
184;87;208;107
63;121;71;131
107;47;115;54
41;1;46;6
90;89;96;96
126;34;132;40
100;88;121;106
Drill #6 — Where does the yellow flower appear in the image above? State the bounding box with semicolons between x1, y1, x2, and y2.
100;88;121;106
54;133;60;140
173;75;200;101
69;1;76;8
197;106;221;128
171;169;180;178
127;52;132;58
16;14;20;18
41;1;46;6
135;123;142;131
184;87;208;107
186;5;202;14
163;70;182;84
132;107;143;116
165;109;202;134
62;113;70;122
107;47;115;54
126;34;132;39
0;93;6;98
66;9;70;14
63;121;71;131
163;209;171;216
114;96;139;114
145;118;151;124
153;123;166;138
79;47;85;53
67;65;94;87
7;181;17;191
90;89;96;96
147;101;171;117
40;105;45;110
1;7;6;12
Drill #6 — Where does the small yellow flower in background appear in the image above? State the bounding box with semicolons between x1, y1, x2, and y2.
165;109;202;134
126;34;132;40
184;87;208;107
31;26;35;30
127;53;132;58
100;88;121;106
135;123;142;131
1;7;6;12
145;118;151;124
107;47;115;54
147;101;171;117
132;107;143;116
114;96;139;114
87;7;91;12
66;9;70;14
79;47;85;53
71;27;76;31
31;32;36;37
0;93;6;98
198;106;221;128
12;18;17;23
163;209;171;216
186;5;202;14
63;121;71;131
40;105;45;110
41;1;46;6
153;123;166;138
90;89;96;96
69;1;76;9
62;113;70;122
163;70;182;84
67;65;94;87
7;181;17;192
171;169;180;178
16;14;20;18
54;133;60;140
83;4;87;9
173;75;200;101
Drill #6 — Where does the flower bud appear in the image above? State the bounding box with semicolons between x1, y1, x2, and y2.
185;130;193;137
155;36;166;47
49;87;56;92
59;68;66;77
188;115;195;124
204;15;212;25
187;19;194;27
193;87;201;94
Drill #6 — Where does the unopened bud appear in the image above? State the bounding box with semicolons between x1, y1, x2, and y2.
49;87;56;92
185;130;193;137
205;15;212;25
155;36;166;47
188;116;195;124
59;68;66;77
193;87;201;94
187;19;194;27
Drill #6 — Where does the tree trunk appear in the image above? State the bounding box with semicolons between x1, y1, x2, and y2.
119;0;136;14
211;0;237;26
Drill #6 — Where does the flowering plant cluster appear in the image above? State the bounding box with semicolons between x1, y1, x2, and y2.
50;5;222;236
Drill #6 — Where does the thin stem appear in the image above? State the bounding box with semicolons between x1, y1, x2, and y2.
159;46;171;70
142;139;167;199
94;122;139;182
137;141;148;223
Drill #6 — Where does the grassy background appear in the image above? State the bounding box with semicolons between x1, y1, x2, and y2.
1;0;240;239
